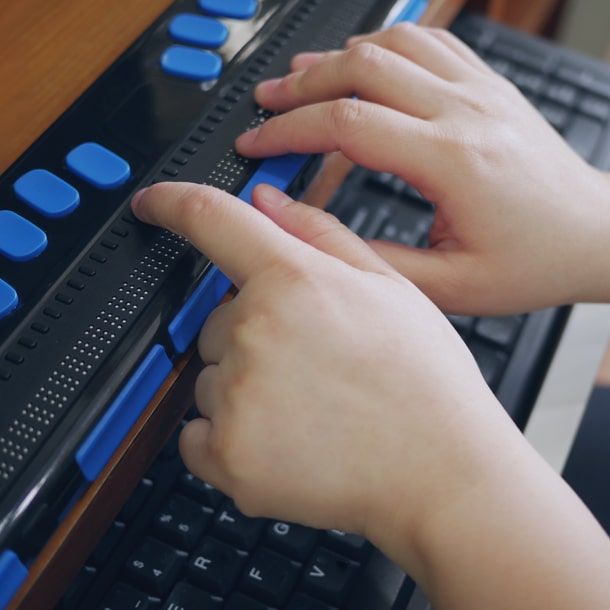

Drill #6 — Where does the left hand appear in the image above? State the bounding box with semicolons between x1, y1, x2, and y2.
236;23;610;315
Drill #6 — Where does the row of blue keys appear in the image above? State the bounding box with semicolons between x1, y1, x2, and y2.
0;143;131;319
0;0;262;321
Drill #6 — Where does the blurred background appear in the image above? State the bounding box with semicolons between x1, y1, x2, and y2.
467;0;610;60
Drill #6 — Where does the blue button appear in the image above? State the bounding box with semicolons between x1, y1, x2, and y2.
169;265;232;353
66;142;131;190
76;345;173;481
161;45;223;81
0;550;28;610
198;0;258;19
387;0;429;25
0;279;18;319
13;169;80;218
238;153;310;205
169;14;229;48
0;210;48;262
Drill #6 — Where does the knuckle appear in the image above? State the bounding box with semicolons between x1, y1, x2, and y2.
427;27;457;45
300;208;347;246
167;184;209;231
327;98;363;135
278;71;303;98
389;20;416;39
345;41;386;72
385;21;417;50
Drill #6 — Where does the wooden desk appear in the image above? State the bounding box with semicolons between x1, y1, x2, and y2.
2;1;464;609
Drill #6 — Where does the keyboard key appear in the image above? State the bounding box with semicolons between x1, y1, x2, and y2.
66;142;131;190
544;81;577;107
537;100;570;131
322;529;370;561
240;547;300;607
168;14;229;48
0;210;47;262
346;207;369;234
211;501;265;550
124;538;185;597
161;582;221;610
367;171;405;194
579;94;610;121
188;537;246;596
361;206;392;240
178;473;223;509
474;316;523;348
489;39;550;72
89;521;125;567
13;169;80;218
301;548;359;607
58;565;96;610
264;521;319;562
556;65;610;99
153;493;212;551
286;592;335;610
97;582;152;610
564;114;604;161
485;53;513;77
0;279;18;319
161;46;222;82
198;0;258;20
512;68;545;95
224;592;270;610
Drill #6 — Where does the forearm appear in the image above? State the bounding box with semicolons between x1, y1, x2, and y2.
367;405;610;609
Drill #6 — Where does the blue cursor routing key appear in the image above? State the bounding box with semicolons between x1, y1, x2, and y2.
385;0;429;26
76;345;172;481
0;550;28;610
167;154;309;355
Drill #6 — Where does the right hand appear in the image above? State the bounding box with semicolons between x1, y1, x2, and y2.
236;23;610;315
132;181;610;610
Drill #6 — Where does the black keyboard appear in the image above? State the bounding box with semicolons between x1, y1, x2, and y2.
58;408;407;610
453;13;610;170
6;6;610;610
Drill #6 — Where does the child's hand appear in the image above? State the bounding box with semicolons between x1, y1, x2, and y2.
132;180;507;552
236;23;610;314
132;181;610;610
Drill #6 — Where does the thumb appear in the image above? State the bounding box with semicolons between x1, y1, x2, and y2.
252;183;398;276
368;239;475;314
179;418;224;491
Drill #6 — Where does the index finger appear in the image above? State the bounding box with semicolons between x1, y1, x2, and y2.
131;181;294;288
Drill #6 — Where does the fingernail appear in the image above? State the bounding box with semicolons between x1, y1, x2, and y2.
235;126;260;150
346;34;365;46
256;77;282;96
258;184;291;207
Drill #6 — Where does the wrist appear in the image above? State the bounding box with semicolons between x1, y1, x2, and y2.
365;398;610;610
360;388;517;580
559;167;610;305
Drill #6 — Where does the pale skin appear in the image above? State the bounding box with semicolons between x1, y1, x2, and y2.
131;23;610;610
